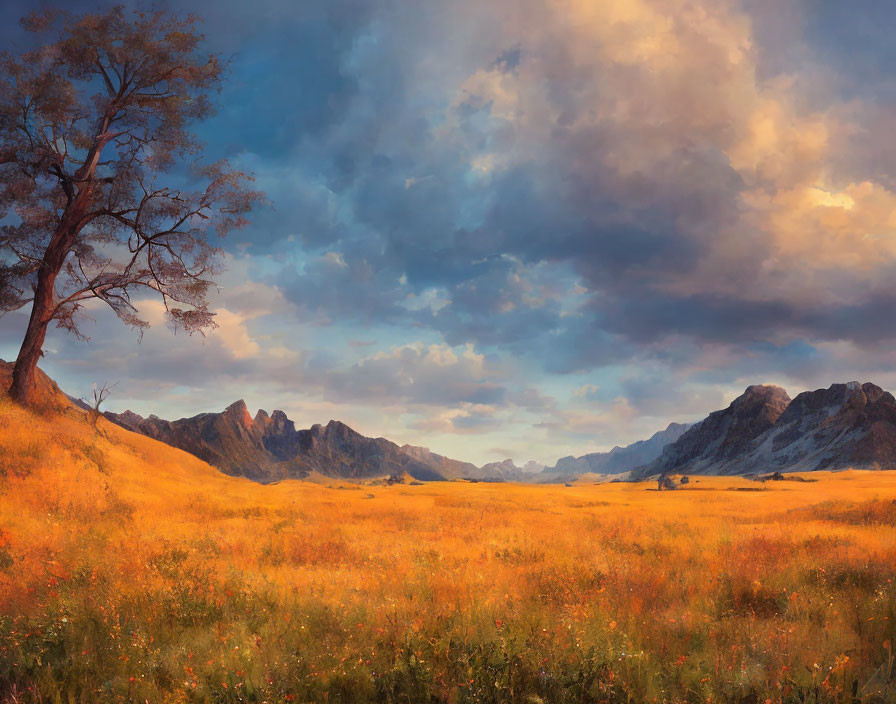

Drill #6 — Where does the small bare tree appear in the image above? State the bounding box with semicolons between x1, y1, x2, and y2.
0;7;263;406
85;380;115;429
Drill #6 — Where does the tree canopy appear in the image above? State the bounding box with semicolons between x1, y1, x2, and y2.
0;6;263;404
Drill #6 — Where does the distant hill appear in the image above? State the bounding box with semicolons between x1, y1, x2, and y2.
105;402;446;482
397;448;544;482
635;382;896;477
478;458;546;482
399;444;480;480
542;422;691;481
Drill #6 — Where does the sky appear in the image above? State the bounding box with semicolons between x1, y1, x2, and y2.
2;0;896;467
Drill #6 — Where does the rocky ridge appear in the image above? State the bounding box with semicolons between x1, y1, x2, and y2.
105;401;445;482
635;382;896;477
543;422;692;480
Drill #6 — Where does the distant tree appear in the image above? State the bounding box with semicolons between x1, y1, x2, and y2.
0;7;263;406
657;474;677;491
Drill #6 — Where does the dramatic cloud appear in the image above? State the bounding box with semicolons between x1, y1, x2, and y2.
231;0;896;369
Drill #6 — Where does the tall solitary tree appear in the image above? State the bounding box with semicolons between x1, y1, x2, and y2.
0;7;262;406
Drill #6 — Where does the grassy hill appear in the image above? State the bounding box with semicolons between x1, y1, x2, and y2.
1;387;895;702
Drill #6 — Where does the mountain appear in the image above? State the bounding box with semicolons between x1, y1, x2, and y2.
399;444;480;480
106;399;555;483
397;447;549;481
477;458;545;482
105;402;446;482
635;382;896;477
11;358;896;481
544;422;691;479
635;385;791;477
759;382;896;471
521;460;547;474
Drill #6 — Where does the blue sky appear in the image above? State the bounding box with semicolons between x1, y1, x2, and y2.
3;0;896;466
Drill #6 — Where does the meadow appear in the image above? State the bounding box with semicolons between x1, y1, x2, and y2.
0;394;894;703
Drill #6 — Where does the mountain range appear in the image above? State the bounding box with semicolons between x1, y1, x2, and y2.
541;422;691;481
5;359;896;482
634;381;896;478
102;401;669;483
104;402;552;483
97;381;896;482
105;401;448;482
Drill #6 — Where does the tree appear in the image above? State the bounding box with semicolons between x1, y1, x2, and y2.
0;6;263;406
85;380;115;430
657;474;677;491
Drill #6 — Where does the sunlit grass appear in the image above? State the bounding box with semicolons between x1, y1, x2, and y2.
0;394;894;702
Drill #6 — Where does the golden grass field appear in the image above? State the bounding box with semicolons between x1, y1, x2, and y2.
0;395;895;703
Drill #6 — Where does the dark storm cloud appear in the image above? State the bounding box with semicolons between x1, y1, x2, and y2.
599;292;896;349
216;1;776;366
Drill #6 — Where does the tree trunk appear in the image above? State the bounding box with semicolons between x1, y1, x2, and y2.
8;125;104;405
8;265;58;406
8;214;83;406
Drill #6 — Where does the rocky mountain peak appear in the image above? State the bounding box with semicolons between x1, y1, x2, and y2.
323;419;357;439
105;404;448;482
777;382;891;427
633;385;791;477
267;410;294;434
116;409;146;426
735;384;791;414
723;384;791;447
223;399;254;429
862;382;890;404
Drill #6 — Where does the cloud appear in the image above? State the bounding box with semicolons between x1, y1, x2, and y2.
311;342;509;407
533;397;643;448
410;403;504;435
251;0;896;369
